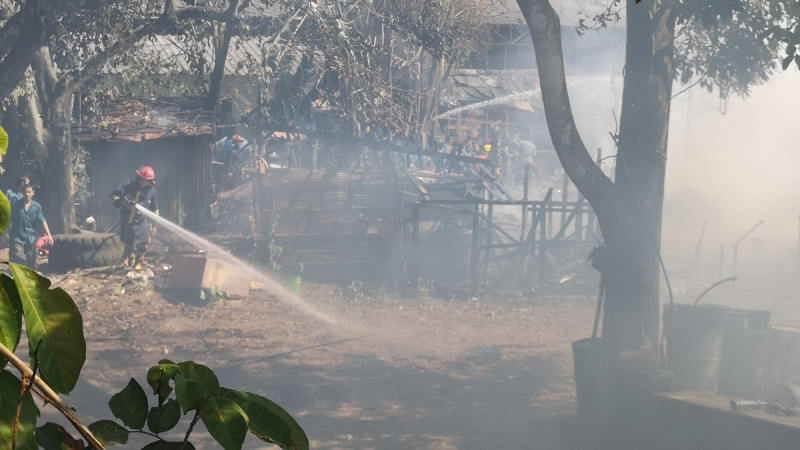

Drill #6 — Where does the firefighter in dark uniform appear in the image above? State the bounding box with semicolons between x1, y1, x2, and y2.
111;166;159;270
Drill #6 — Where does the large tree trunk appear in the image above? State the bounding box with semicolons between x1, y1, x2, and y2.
517;1;676;446
516;0;674;352
24;49;76;234
605;2;674;351
40;94;75;234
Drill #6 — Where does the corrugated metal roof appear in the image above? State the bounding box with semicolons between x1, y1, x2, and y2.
76;98;214;142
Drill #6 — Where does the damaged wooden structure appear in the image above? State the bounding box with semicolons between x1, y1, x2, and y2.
250;144;600;296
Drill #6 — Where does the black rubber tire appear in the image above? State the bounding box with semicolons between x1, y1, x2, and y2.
49;233;125;271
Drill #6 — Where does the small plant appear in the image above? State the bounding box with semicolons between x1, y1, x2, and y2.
83;360;308;449
266;211;284;271
343;279;366;300
200;286;232;303
417;277;436;300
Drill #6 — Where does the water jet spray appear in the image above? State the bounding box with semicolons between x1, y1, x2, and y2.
134;204;338;324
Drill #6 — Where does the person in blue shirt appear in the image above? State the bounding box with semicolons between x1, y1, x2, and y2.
111;166;159;270
9;184;53;270
5;175;29;202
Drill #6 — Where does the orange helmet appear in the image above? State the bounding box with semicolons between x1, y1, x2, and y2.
137;166;156;180
232;135;244;144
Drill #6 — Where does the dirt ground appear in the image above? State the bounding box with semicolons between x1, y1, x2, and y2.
20;249;596;450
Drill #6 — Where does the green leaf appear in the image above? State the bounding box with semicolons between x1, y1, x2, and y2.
0;277;22;370
0;190;10;236
108;378;149;430
199;395;248;450
0;125;7;155
146;360;178;400
9;264;86;394
178;361;220;395
174;373;201;412
88;420;129;446
0;370;39;450
34;423;66;450
35;422;82;450
141;440;196;449
147;398;181;434
220;388;308;450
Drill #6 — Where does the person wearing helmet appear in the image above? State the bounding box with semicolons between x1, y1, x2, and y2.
111;166;159;270
229;135;254;187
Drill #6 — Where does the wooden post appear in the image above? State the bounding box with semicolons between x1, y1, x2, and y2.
575;195;585;240
252;171;260;240
520;164;530;275
410;204;420;295
470;202;481;297
521;164;529;243
560;171;569;236
484;198;494;286
539;195;549;292
586;148;601;239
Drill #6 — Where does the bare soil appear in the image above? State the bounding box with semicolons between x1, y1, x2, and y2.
30;254;595;449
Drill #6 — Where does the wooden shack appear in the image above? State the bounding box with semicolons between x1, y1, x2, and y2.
76;99;215;232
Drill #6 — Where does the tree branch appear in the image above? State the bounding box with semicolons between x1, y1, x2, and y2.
51;3;233;99
515;0;619;223
0;1;49;101
0;343;105;449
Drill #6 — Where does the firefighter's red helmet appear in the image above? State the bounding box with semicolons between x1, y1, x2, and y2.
137;166;156;180
232;135;244;143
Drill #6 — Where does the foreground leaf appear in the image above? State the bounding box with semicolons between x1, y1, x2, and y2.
146;360;178;400
0;277;22;370
174;373;201;412
0;370;39;450
109;378;149;430
9;264;86;394
141;440;196;450
36;422;84;450
220;388;309;450
199;395;248;450
88;420;129;446
178;361;220;395
0;190;9;236
147;398;181;434
0;125;7;155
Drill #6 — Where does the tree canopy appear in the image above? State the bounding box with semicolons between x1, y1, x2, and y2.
0;0;488;230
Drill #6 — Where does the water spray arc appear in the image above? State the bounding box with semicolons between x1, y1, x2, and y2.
432;89;541;120
134;204;338;324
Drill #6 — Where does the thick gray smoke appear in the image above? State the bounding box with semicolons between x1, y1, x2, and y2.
662;69;800;322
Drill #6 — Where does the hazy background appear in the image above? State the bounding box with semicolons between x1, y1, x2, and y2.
662;68;800;322
563;64;800;323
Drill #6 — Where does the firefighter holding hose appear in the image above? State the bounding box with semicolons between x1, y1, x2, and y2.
111;166;159;270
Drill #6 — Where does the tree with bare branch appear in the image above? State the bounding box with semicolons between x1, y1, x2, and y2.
514;0;795;443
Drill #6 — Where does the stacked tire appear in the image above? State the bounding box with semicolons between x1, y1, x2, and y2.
48;233;125;272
